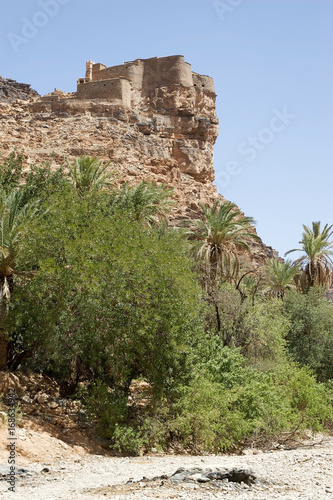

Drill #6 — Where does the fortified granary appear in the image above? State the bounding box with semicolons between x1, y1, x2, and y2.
76;55;215;104
32;55;216;114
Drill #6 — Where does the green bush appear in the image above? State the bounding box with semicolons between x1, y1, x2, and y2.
0;150;68;204
240;299;290;369
0;150;24;194
85;340;333;453
172;361;332;452
284;288;333;381
206;282;290;370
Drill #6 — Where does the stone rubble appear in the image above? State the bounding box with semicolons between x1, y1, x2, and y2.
0;371;90;434
134;466;257;486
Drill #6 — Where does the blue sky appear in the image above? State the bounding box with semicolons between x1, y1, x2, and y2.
1;0;332;257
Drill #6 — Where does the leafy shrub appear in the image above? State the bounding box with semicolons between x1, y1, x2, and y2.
240;299;290;369
284;288;333;381
0;149;68;204
206;283;290;369
0;150;24;194
21;161;69;205
171;361;332;452
2;156;332;454
85;340;333;453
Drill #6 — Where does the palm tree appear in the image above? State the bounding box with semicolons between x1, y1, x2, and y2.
0;190;38;369
68;156;114;196
285;222;333;289
187;200;261;284
113;181;174;226
263;259;300;299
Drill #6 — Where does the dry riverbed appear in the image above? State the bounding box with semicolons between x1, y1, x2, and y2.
0;426;332;499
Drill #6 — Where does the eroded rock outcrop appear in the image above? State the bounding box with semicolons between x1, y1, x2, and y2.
0;76;39;103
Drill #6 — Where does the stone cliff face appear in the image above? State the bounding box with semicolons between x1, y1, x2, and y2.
0;56;278;261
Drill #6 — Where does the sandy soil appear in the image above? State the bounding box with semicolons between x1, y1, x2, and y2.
0;419;332;499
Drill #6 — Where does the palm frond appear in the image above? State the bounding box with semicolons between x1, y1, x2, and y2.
113;181;174;225
285;222;333;289
68;156;114;196
0;190;39;297
188;200;259;282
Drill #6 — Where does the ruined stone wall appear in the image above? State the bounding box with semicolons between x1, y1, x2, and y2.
76;77;131;106
90;60;144;91
90;62;131;82
192;73;215;93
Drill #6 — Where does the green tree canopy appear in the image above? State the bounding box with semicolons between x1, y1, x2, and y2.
283;287;333;381
0;150;24;195
7;189;203;393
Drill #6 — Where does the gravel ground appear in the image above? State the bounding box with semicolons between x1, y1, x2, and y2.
1;435;332;499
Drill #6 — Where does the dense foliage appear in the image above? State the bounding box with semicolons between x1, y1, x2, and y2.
283;288;333;382
1;151;333;453
9;189;203;390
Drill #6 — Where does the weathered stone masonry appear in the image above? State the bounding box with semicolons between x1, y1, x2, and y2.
76;55;215;103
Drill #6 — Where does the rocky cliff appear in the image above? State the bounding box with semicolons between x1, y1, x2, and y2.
0;76;39;102
0;56;278;262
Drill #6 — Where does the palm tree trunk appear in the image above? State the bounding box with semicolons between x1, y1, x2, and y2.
0;332;8;370
0;280;9;370
209;249;218;284
0;302;8;370
214;304;221;332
